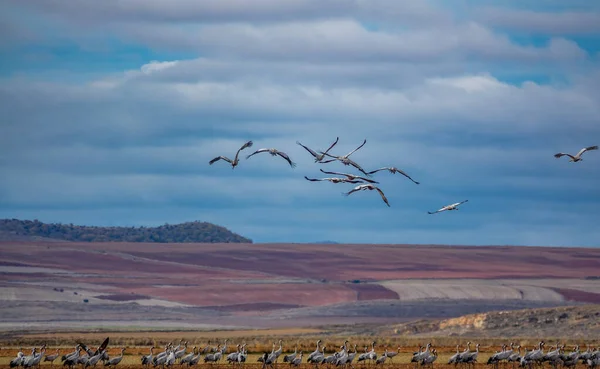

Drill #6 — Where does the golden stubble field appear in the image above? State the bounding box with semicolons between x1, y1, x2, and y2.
1;330;595;369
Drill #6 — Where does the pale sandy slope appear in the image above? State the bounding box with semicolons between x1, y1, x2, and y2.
378;278;600;302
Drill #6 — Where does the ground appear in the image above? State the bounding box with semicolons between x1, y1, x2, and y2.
1;241;599;331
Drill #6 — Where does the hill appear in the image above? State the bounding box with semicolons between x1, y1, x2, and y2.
1;241;599;332
0;219;252;243
389;304;600;338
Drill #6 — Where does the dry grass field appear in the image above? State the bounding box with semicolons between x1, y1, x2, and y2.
0;333;596;369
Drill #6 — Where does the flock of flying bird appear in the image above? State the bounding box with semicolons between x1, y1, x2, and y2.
209;137;598;211
9;339;600;369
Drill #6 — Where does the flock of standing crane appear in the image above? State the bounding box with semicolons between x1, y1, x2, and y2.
7;339;600;369
209;137;598;210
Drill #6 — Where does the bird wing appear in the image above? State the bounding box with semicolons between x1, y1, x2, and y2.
366;167;388;175
319;158;338;164
93;338;109;357
427;208;444;214
332;178;361;184
296;141;319;158
245;148;269;159
209;156;232;165
390;167;420;184
343;185;364;196
346;159;372;177
456;199;469;206
577;145;599;158
320;151;338;159
374;187;391;207
554;152;575;160
304;176;323;182
319;169;377;183
323;137;340;154
320;169;347;176
234;140;253;162
356;176;379;184
78;343;90;355
345;139;367;158
276;151;296;167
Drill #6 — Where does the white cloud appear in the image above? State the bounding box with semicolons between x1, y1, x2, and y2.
140;60;179;74
426;73;509;93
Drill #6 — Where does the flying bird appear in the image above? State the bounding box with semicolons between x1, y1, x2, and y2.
319;169;378;184
319;140;371;177
209;140;253;168
554;145;598;162
343;184;390;207
428;200;468;214
246;148;296;168
296;137;339;163
320;139;367;163
367;167;420;185
304;176;362;184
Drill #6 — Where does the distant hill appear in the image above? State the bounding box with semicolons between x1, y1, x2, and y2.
0;219;252;243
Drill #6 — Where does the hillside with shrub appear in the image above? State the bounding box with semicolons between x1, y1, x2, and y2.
0;219;252;243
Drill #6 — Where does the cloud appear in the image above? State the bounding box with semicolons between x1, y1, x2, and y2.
0;0;599;246
109;20;591;64
474;7;600;35
12;0;449;25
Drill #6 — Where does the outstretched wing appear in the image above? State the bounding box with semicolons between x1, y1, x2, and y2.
93;337;109;356
374;187;390;207
345;139;367;158
366;167;388;175
323;137;340;155
234;140;253;162
79;343;90;355
320;169;346;176
554;152;575;160
209;156;232;165
319;169;378;183
320;151;338;159
276;151;296;168
342;185;363;197
427;208;444;215
456;199;469;206
245;148;269;160
296;141;319;159
347;159;371;177
390;167;420;185
304;176;323;182
355;175;379;184
576;145;599;158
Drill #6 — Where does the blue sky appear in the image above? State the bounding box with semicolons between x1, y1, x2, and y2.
1;1;599;246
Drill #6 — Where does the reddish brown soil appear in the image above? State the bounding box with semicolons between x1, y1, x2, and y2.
553;288;600;303
2;241;600;314
202;302;302;312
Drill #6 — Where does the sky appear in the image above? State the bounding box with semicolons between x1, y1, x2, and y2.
1;1;599;246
